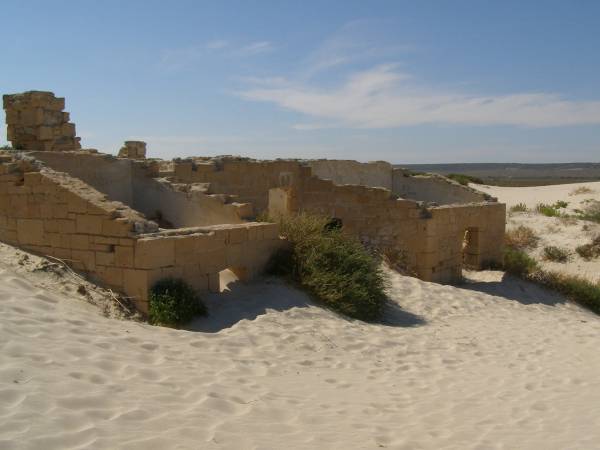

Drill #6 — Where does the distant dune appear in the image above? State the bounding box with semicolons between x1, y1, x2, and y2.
399;163;600;186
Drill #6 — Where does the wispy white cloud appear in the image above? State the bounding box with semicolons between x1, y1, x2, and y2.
160;39;273;71
240;64;600;128
237;41;274;56
300;19;416;79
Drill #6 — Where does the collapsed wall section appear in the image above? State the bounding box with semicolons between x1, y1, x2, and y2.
306;160;393;190
270;174;505;283
392;168;491;205
3;91;81;152
0;154;283;313
31;151;247;228
173;158;307;213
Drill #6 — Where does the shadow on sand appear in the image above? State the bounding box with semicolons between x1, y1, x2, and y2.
187;274;425;333
460;271;566;307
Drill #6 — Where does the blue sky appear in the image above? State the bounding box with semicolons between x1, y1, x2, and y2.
1;0;599;163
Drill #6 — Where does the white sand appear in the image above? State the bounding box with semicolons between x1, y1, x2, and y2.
476;181;600;213
2;242;600;449
476;181;600;282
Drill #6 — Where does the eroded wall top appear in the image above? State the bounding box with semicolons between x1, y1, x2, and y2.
3;91;81;152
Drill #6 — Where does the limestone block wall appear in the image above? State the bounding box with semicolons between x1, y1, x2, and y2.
392;168;491;205
124;223;282;312
3;91;81;152
118;141;146;159
0;155;283;313
306;160;393;190
31;151;135;205
419;203;506;282
270;174;505;283
173;158;308;213
31;151;246;228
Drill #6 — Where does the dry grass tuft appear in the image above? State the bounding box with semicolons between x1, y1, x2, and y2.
505;226;540;250
569;186;594;196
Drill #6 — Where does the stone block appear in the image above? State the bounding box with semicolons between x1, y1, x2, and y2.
134;238;175;269
70;234;89;250
16;219;45;245
75;214;102;234
71;250;95;271
114;245;134;268
102;218;133;237
96;251;115;266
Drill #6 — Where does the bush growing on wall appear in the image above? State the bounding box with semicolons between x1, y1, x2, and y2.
269;213;387;321
149;278;207;326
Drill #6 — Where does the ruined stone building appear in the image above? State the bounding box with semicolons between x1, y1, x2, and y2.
1;91;505;313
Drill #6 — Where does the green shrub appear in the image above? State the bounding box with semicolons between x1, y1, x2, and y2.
509;203;528;213
529;270;600;315
503;247;538;276
554;200;569;209
447;173;484;186
270;213;386;321
542;245;571;263
535;201;571;217
575;200;600;223
149;278;206;326
575;236;600;260
504;226;539;250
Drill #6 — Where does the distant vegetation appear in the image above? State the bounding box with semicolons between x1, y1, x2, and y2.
576;236;600;260
399;163;600;187
542;245;571;263
446;173;484;186
504;234;600;314
504;225;539;250
509;203;528;213
149;278;207;326
570;186;594;196
536;201;568;217
269;213;387;321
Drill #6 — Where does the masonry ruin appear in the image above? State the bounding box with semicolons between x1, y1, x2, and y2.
1;91;506;314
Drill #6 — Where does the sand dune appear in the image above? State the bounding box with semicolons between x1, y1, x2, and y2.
1;242;600;449
477;181;600;282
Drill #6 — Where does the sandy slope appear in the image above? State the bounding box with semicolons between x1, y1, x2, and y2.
476;181;600;282
476;181;600;213
1;243;600;450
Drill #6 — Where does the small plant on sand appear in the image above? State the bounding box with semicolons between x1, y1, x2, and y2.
576;236;600;260
542;245;571;263
149;278;207;326
269;213;387;321
569;186;593;196
504;226;539;250
536;201;568;217
509;203;528;213
528;271;600;315
503;247;539;276
446;173;484;186
575;200;600;224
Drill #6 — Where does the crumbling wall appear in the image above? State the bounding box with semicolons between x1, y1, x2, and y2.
124;223;282;312
31;151;134;205
306;160;393;190
173;158;307;213
31;151;247;228
0;154;283;313
270;174;505;283
118;141;146;159
392;169;490;205
131;163;247;228
3;91;81;152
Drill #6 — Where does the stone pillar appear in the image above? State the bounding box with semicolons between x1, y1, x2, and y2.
118;141;147;159
3;91;81;151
